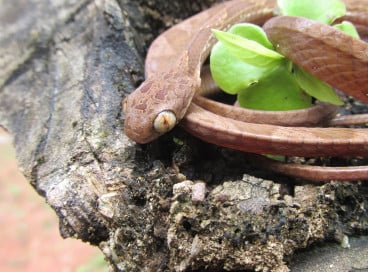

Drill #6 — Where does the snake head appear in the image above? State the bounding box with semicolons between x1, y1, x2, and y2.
123;72;198;144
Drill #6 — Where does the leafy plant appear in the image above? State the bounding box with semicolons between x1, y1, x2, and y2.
210;0;360;110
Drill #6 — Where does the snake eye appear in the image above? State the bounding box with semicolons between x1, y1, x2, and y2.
153;110;177;134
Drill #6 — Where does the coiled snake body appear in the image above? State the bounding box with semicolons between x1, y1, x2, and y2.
123;0;368;181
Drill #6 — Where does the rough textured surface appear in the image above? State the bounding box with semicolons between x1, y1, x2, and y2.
1;1;368;271
290;236;368;271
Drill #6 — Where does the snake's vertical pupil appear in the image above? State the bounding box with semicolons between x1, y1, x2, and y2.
153;110;177;134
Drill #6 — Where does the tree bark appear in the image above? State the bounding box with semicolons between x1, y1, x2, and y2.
1;0;368;271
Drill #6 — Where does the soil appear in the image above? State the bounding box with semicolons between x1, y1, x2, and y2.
0;128;108;272
2;122;368;272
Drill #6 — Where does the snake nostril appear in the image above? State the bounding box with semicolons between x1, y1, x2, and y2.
153;110;177;134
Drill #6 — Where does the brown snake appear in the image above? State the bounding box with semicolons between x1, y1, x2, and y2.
123;0;368;181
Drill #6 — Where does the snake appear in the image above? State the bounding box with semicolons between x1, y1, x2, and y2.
123;0;368;181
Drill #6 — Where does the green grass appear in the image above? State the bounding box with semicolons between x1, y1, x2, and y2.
77;253;109;272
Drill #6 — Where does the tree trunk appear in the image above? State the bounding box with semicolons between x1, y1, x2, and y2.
1;0;368;271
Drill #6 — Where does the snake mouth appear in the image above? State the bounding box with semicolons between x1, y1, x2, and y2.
153;110;177;134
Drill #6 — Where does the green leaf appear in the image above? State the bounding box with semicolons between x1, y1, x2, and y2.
334;21;360;38
293;66;343;105
210;25;286;96
277;0;346;24
210;24;311;111
237;64;312;110
210;42;270;95
212;29;284;68
227;23;274;49
265;154;286;162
